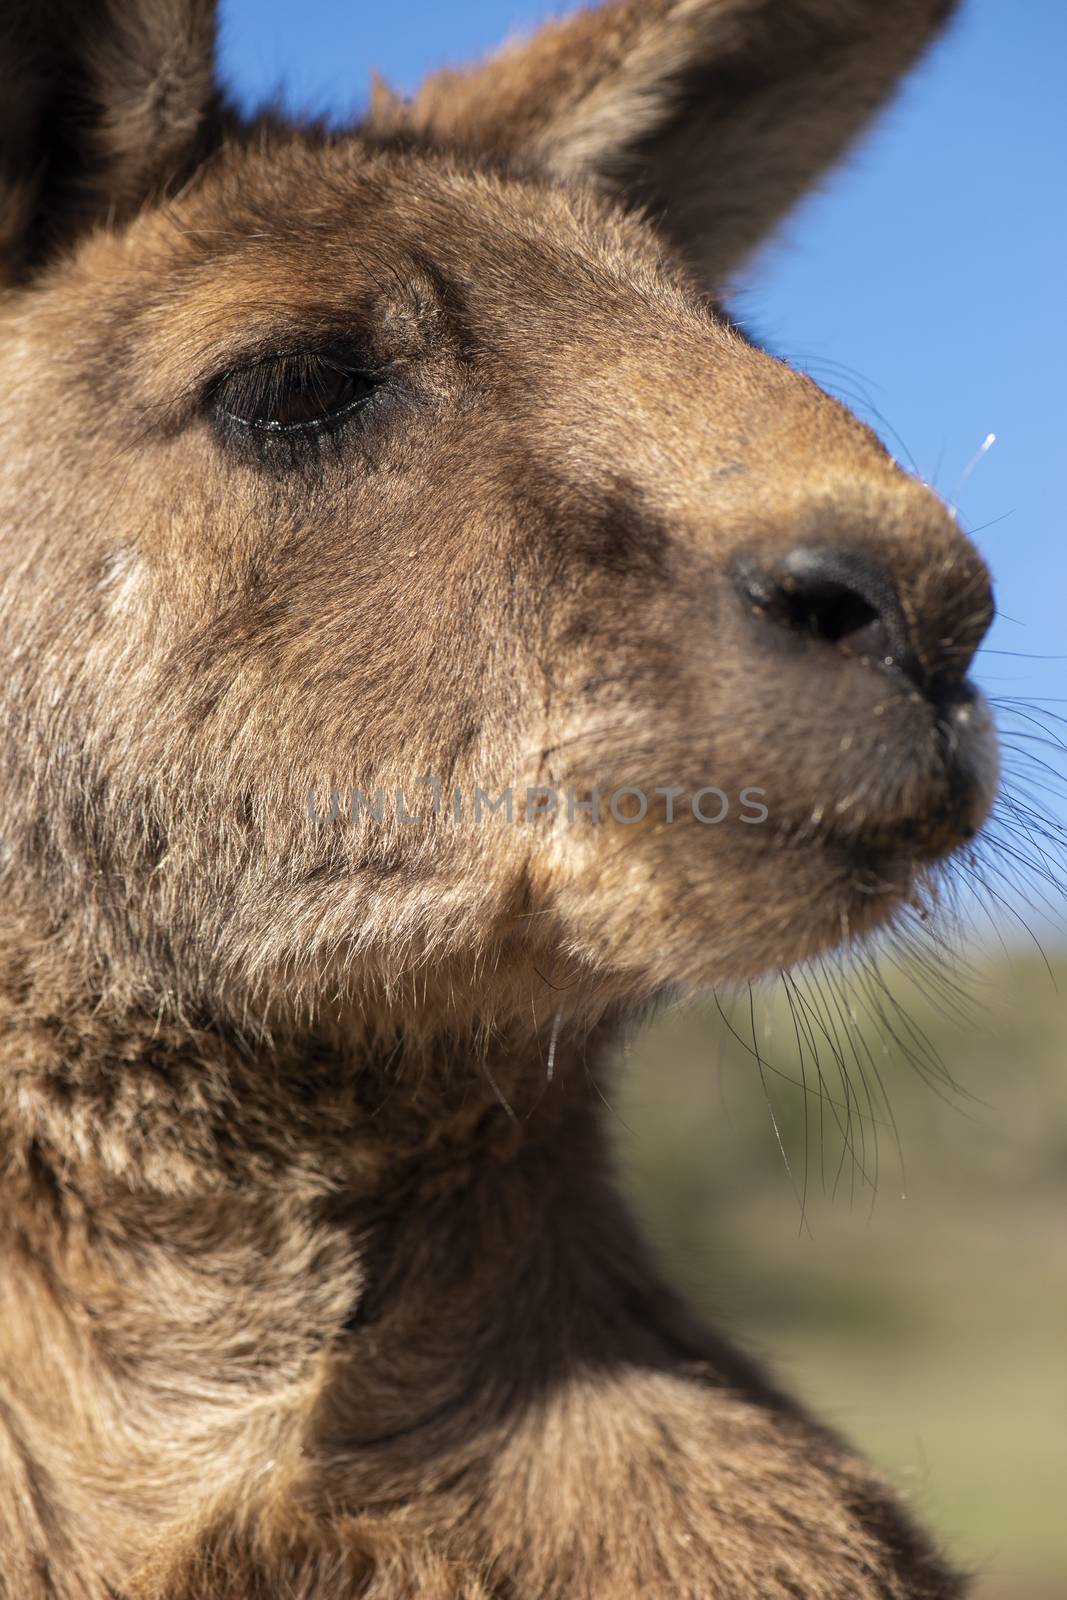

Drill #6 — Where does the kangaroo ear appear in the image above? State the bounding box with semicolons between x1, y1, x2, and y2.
373;0;957;285
0;0;220;280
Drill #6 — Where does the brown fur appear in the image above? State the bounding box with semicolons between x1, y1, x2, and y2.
0;2;998;1594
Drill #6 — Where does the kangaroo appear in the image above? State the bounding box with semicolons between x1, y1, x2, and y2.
0;1;1001;1595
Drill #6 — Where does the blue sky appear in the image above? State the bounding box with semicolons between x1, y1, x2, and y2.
217;0;1067;912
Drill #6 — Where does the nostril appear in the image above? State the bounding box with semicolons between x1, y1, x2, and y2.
735;546;922;685
766;575;880;647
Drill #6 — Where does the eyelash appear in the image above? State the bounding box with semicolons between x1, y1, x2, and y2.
208;349;387;446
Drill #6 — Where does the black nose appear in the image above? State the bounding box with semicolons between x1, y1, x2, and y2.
734;546;924;689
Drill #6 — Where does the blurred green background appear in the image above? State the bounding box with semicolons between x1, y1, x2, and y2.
614;948;1067;1598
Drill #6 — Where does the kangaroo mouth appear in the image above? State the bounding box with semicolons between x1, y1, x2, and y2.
527;666;998;992
716;679;997;969
747;675;998;866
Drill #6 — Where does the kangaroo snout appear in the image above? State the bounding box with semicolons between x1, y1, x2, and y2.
731;532;997;847
534;415;998;993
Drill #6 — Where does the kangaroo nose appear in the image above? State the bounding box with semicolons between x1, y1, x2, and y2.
734;546;925;689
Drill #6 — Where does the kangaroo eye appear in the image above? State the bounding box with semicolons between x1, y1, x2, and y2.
212;351;379;433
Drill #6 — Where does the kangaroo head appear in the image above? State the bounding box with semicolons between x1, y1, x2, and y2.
0;0;994;1036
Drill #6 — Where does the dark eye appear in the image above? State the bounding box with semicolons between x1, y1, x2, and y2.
212;351;379;433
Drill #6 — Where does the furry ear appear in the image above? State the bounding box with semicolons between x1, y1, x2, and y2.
0;0;220;281
371;0;958;285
